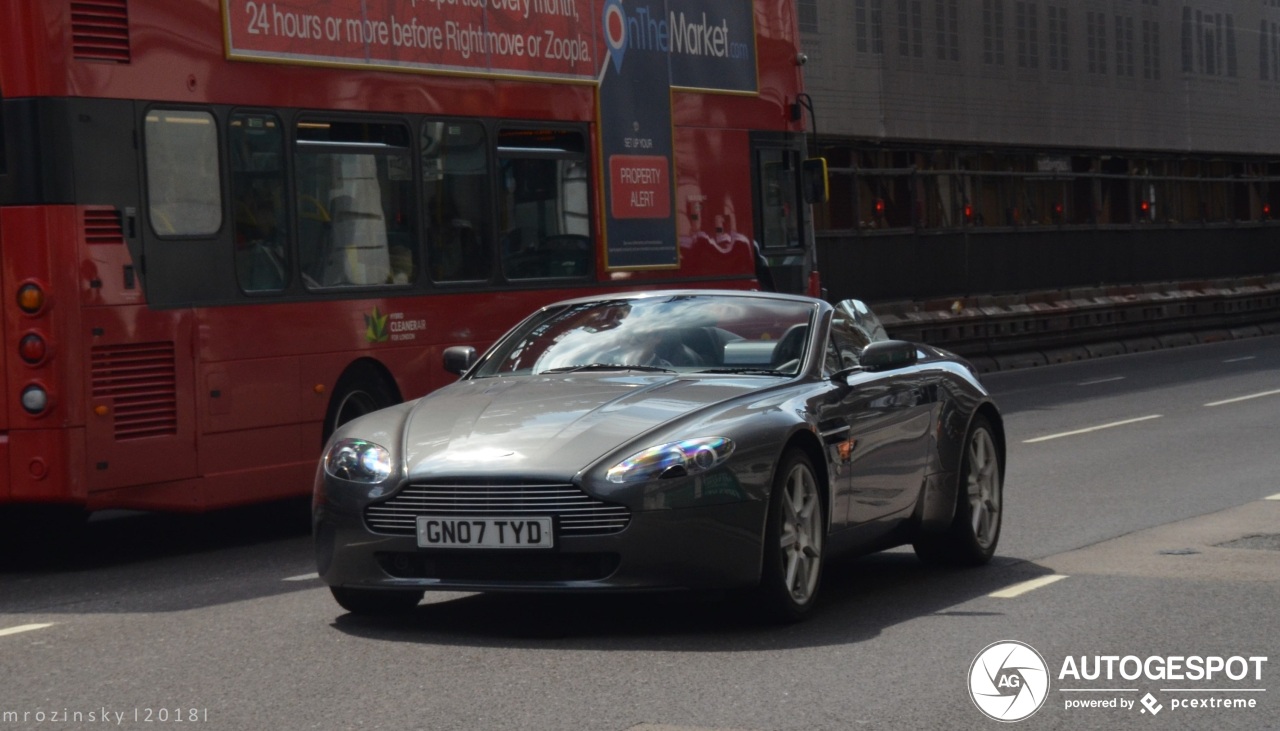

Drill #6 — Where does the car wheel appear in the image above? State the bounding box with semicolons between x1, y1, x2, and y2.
914;414;1003;566
756;449;825;622
330;586;424;615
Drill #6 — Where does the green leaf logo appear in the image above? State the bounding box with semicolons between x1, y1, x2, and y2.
364;307;389;343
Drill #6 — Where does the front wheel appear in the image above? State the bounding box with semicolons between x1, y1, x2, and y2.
330;586;424;615
914;414;1003;566
755;449;826;622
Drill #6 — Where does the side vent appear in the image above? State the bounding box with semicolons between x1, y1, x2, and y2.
91;342;178;440
84;208;125;245
72;0;131;63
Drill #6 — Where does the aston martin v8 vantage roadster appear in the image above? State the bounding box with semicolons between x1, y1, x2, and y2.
314;290;1005;621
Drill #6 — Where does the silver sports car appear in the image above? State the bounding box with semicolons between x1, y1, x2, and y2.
313;290;1005;621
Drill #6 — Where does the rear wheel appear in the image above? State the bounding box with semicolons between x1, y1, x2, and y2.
914;414;1003;566
756;449;825;622
330;586;424;615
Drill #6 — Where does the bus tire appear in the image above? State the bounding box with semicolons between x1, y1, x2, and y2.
322;363;399;445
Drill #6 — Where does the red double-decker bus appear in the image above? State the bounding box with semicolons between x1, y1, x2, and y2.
0;0;819;521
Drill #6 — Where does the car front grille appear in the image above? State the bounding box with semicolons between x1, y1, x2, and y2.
363;482;631;537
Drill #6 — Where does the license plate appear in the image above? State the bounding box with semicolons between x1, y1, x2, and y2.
416;516;554;549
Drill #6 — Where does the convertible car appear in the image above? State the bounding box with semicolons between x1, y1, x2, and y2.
314;290;1005;621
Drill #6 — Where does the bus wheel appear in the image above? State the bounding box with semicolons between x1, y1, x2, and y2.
323;364;398;444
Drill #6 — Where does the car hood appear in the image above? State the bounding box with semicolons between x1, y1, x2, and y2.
401;373;767;480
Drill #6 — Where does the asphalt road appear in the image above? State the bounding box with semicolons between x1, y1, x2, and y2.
2;335;1278;731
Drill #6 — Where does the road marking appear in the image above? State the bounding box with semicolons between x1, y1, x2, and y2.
1222;356;1257;363
1078;376;1126;386
988;574;1068;598
0;623;54;638
1266;493;1280;501
1023;415;1163;444
1204;388;1280;407
283;572;320;582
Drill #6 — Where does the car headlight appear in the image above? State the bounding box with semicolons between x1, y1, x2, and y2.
606;437;735;484
324;438;393;483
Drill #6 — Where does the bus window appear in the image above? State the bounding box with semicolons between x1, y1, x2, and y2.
230;113;289;292
422;121;491;282
758;147;801;250
497;128;591;280
295;120;416;289
145;109;222;236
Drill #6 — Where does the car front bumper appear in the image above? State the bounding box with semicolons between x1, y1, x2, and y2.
314;497;767;593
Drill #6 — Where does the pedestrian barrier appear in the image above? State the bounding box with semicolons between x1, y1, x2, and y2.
873;275;1280;372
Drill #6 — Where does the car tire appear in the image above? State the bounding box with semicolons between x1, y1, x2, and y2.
755;449;825;622
913;414;1003;566
330;586;424;615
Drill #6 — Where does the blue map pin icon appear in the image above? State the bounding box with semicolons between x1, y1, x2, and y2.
603;0;627;75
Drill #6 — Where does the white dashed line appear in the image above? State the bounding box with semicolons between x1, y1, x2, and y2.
1222;356;1257;363
1023;415;1163;444
0;623;54;638
1078;376;1126;386
988;575;1069;598
1204;389;1280;407
283;572;320;582
1265;493;1280;501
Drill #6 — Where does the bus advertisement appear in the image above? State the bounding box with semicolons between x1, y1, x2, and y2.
0;0;819;521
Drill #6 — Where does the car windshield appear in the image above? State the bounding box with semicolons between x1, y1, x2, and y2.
472;294;818;377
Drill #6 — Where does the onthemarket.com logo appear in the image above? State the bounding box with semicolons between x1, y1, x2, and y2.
969;640;1051;722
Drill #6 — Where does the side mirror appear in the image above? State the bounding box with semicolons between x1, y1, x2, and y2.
442;345;477;376
860;340;918;372
802;157;829;204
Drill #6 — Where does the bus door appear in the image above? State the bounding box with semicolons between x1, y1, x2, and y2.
751;134;818;296
80;101;200;495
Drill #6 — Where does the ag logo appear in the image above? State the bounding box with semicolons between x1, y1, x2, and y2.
969;640;1050;722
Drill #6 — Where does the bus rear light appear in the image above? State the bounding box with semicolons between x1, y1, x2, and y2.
16;283;46;314
21;384;50;415
19;333;48;364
